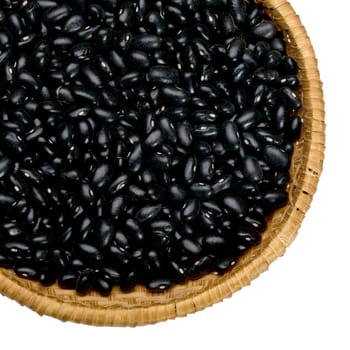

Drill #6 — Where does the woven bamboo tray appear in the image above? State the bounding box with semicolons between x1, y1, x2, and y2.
0;0;325;327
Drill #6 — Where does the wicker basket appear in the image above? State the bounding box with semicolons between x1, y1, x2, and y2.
0;0;325;326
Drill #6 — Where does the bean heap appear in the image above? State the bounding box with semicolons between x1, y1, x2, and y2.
0;0;302;294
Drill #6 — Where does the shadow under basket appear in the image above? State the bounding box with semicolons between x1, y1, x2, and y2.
0;0;325;327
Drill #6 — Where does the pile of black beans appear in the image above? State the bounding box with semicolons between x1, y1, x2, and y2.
0;0;302;294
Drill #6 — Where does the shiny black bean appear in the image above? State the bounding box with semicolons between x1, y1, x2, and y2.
93;107;118;122
232;85;247;110
128;49;150;68
280;56;298;75
81;65;103;87
43;4;71;24
58;272;78;289
252;19;276;40
264;145;290;170
87;4;105;23
144;129;163;149
233;63;249;83
75;23;99;40
242;156;263;182
144;11;166;35
161;87;190;106
151;152;171;170
222;194;246;218
183;155;197;184
135;204;162;223
164;106;190;120
15;266;37;280
288;115;302;140
164;5;186;25
280;87;302;110
228;0;246;24
236;108;262;130
182;198;200;222
190;183;213;200
3;241;32;260
132;34;161;51
227;38;245;63
260;190;288;211
125;218;144;242
254;68;279;83
193;124;218;140
109;195;125;219
158;117;177;143
223;121;240;151
1;131;26;156
128;144;143;173
91;162;113;188
181;238;202;255
176;121;193;147
147;65;179;86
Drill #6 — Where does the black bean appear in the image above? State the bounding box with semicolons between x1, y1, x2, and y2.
143;129;163;149
193;124;218;140
136;204;162;223
91;162;113;188
81;65;103;87
190;183;213;200
221;121;240;152
87;4;105;23
288;115;302;140
78;243;102;262
15;266;38;280
280;56;298;75
264;145;290;170
58;272;78;289
177;121;193;147
132;34;161;51
147;65;179;86
280;87;302;110
3;241;32;260
144;11;166;35
0;155;12;179
151;152;171;170
1;131;26;156
227;38;245;63
109;195;125;219
252;20;276;40
260;190;288;211
93;107;118;122
242;156;263;183
182;198;200;222
128;49;150;68
146;278;171;291
228;0;246;24
128;144;143;173
63;14;84;33
38;268;57;286
236;108;262;130
125;218;144;242
161;87;190;105
164;106;190;120
181;238;202;255
222;194;246;218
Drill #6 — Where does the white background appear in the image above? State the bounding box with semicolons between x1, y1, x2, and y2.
1;1;348;349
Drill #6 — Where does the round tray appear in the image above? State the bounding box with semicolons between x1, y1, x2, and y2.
0;0;325;326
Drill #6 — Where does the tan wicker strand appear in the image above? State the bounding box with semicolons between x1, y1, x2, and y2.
0;0;325;327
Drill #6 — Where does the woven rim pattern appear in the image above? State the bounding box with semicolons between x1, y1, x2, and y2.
0;0;325;327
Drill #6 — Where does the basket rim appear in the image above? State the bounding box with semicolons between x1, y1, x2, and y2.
0;0;325;327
